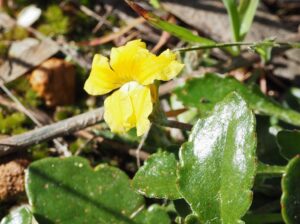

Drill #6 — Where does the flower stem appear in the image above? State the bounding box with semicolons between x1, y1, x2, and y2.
257;162;286;176
174;41;300;52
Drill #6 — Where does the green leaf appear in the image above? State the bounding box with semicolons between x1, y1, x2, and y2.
238;0;259;39
277;130;300;160
281;156;300;224
132;151;181;200
26;156;144;224
133;205;171;224
178;92;256;223
174;73;300;127
0;206;36;224
125;1;214;45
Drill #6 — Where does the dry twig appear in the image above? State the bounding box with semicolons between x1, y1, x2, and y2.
0;108;104;157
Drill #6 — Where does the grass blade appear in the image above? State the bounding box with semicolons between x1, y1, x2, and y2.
125;0;215;45
222;0;241;41
239;0;259;39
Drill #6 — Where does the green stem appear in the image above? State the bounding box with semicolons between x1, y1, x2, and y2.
257;162;286;176
174;41;300;52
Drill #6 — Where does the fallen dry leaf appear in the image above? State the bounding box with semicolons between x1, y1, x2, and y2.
29;58;75;107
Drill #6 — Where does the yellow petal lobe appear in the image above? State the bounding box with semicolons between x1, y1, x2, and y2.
104;82;152;136
104;89;134;134
138;49;185;85
130;84;153;136
84;54;122;95
110;39;149;82
109;40;184;86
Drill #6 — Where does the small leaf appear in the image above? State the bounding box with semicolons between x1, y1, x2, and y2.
178;92;256;223
175;73;300;127
132;151;181;200
133;205;171;224
0;205;36;224
277;130;300;160
281;155;300;224
251;38;274;63
26;156;144;224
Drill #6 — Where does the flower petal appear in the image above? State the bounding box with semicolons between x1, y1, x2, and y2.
103;82;153;136
138;49;185;85
130;85;153;136
110;39;150;81
84;54;122;95
104;89;134;134
109;40;183;86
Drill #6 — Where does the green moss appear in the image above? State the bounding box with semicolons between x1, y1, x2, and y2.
27;143;50;160
0;42;8;57
38;5;69;36
8;78;42;107
69;138;92;154
2;26;28;40
0;111;27;134
54;106;81;121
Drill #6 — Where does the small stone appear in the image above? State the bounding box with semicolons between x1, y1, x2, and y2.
0;158;29;202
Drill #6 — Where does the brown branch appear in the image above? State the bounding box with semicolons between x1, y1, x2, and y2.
165;120;193;131
0;96;150;160
0;108;104;157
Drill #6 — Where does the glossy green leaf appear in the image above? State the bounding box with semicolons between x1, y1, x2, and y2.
178;92;256;223
125;1;214;45
133;205;171;224
175;73;300;126
26;156;144;224
277;130;300;160
132;151;181;200
0;206;36;224
281;156;300;224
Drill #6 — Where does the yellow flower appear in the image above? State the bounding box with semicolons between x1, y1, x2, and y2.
84;40;184;136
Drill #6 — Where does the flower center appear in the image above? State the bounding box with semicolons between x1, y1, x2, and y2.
119;81;142;93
